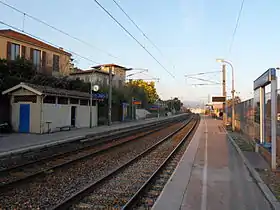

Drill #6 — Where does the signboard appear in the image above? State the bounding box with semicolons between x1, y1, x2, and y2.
212;96;226;102
92;93;108;100
133;100;142;105
149;105;159;110
254;68;276;90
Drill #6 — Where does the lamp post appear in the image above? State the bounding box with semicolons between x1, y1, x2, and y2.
216;58;235;131
155;98;160;119
90;70;99;128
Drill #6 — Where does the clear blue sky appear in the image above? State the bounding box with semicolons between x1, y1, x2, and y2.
1;0;280;104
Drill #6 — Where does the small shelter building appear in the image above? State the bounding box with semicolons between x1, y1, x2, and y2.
2;82;98;133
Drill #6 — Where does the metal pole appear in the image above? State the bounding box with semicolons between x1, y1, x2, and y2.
90;73;93;128
223;60;235;131
108;67;112;126
222;64;227;125
271;77;277;170
230;63;235;131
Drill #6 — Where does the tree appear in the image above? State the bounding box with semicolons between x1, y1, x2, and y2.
227;96;241;106
166;97;182;112
126;80;159;104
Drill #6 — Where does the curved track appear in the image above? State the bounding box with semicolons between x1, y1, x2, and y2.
0;118;186;190
0;117;192;209
53;115;199;210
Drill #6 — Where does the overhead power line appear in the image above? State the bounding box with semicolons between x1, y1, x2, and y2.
111;0;176;69
186;76;220;84
228;0;245;56
185;70;221;77
91;0;175;78
0;21;100;65
0;0;119;60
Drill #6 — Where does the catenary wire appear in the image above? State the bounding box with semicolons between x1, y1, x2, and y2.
111;0;176;69
0;21;100;65
92;0;175;78
0;0;119;60
228;0;245;56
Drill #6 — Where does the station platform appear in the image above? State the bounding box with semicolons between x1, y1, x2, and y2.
0;114;185;156
152;116;273;210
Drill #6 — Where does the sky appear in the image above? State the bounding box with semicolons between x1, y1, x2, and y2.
1;0;280;105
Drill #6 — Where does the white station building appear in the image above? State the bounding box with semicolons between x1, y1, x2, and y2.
2;82;98;134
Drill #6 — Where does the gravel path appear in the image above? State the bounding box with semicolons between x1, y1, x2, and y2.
71;120;196;209
0;122;184;209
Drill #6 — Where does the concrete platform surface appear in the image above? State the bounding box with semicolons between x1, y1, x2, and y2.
153;116;272;210
0;114;184;155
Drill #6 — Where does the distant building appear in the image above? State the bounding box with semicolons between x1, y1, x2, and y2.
91;64;131;88
69;69;113;87
0;29;72;76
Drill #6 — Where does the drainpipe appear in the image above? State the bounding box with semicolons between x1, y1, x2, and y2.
40;95;46;134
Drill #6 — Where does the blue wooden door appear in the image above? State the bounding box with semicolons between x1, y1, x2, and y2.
19;104;30;133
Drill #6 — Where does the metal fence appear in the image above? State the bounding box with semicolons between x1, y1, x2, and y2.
234;90;280;144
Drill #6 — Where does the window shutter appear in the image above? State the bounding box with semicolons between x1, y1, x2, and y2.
21;45;26;59
42;51;46;68
6;41;11;60
57;55;60;72
30;48;34;61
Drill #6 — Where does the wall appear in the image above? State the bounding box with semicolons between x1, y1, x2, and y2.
70;72;109;86
76;104;98;128
0;35;71;75
102;66;126;88
9;88;41;133
11;102;40;133
41;103;97;133
41;104;71;133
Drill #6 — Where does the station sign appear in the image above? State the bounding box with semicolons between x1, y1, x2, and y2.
92;93;108;100
149;105;159;110
133;100;142;105
254;68;276;90
212;96;226;102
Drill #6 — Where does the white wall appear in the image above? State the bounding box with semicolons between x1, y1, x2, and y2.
11;102;40;133
41;103;98;133
76;104;98;128
10;90;41;133
42;104;71;133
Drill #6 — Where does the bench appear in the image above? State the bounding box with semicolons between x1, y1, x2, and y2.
57;125;72;131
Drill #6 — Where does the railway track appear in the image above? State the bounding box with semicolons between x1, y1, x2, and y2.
0;117;187;172
0;117;193;209
53;115;199;210
0;118;186;190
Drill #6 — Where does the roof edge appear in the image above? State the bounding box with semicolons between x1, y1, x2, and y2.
2;82;43;96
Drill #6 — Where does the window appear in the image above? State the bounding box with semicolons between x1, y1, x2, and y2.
43;96;56;104
85;76;90;83
70;98;79;104
14;95;37;103
33;49;41;69
119;80;123;87
103;78;108;86
53;54;60;72
57;97;68;104
10;43;20;60
80;99;89;106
